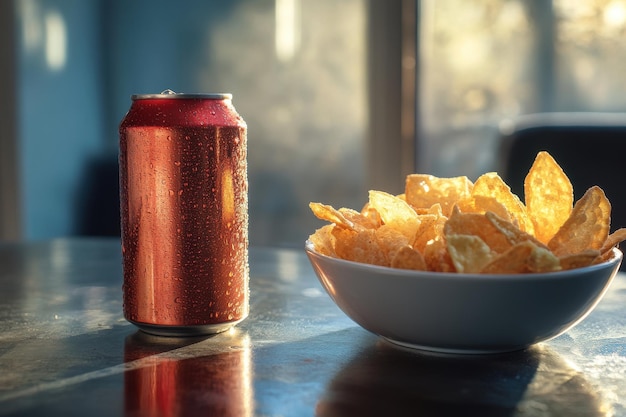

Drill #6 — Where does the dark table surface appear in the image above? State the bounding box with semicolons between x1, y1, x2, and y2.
0;238;625;417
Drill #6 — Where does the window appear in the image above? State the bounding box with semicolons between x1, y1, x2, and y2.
419;0;626;180
5;0;626;244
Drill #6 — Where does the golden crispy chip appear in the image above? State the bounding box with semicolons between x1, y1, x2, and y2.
472;172;534;234
480;241;533;273
446;234;495;273
360;204;383;228
427;203;444;216
526;245;561;273
405;174;473;217
524;151;574;244
412;214;446;253
445;208;512;253
484;211;546;249
600;227;626;254
548;186;611;256
413;203;445;216
308;224;336;256
309;202;357;231
338;207;379;230
423;238;456;272
332;227;387;266
455;195;512;223
391;245;427;271
480;241;559;274
597;247;618;264
375;225;410;263
368;190;420;240
559;250;600;270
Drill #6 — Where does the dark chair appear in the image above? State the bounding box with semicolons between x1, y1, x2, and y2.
498;112;626;250
75;152;121;237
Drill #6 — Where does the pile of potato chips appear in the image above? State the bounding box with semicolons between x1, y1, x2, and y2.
309;151;626;273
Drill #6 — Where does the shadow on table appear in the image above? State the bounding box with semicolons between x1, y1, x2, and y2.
316;339;606;417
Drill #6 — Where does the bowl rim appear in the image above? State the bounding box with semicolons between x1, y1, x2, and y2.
304;240;623;282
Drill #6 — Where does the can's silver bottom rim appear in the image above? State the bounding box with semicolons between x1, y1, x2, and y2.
128;317;246;337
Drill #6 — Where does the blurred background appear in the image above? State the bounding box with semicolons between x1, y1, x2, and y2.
1;0;626;247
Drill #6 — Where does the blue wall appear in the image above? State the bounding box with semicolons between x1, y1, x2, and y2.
17;0;106;238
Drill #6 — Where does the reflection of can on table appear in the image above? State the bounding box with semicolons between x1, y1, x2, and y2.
124;331;253;417
119;90;249;336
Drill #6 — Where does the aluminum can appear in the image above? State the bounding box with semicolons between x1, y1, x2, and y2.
119;90;248;336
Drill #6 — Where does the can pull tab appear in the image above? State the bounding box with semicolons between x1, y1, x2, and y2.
160;89;178;95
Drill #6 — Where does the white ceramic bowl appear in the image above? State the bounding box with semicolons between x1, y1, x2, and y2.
305;242;622;354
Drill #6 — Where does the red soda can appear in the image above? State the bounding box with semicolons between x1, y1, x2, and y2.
119;90;248;336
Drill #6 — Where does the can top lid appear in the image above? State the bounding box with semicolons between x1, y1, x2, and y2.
132;89;232;100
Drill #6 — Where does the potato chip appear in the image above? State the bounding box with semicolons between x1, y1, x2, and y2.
524;151;573;244
426;203;444;216
308;224;336;257
360;203;383;228
480;241;533;273
375;225;409;264
597;247;618;264
332;227;387;266
480;241;559;274
484;211;546;249
412;214;445;253
548;186;611;257
600;227;626;254
391;245;427;271
368;190;420;240
309;202;358;231
472;172;534;234
559;250;600;271
406;174;473;217
444;208;512;254
423;238;456;272
526;245;561;273
338;207;379;230
446;234;495;273
455;195;512;223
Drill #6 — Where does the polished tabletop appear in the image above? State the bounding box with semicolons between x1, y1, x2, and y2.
0;238;625;416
